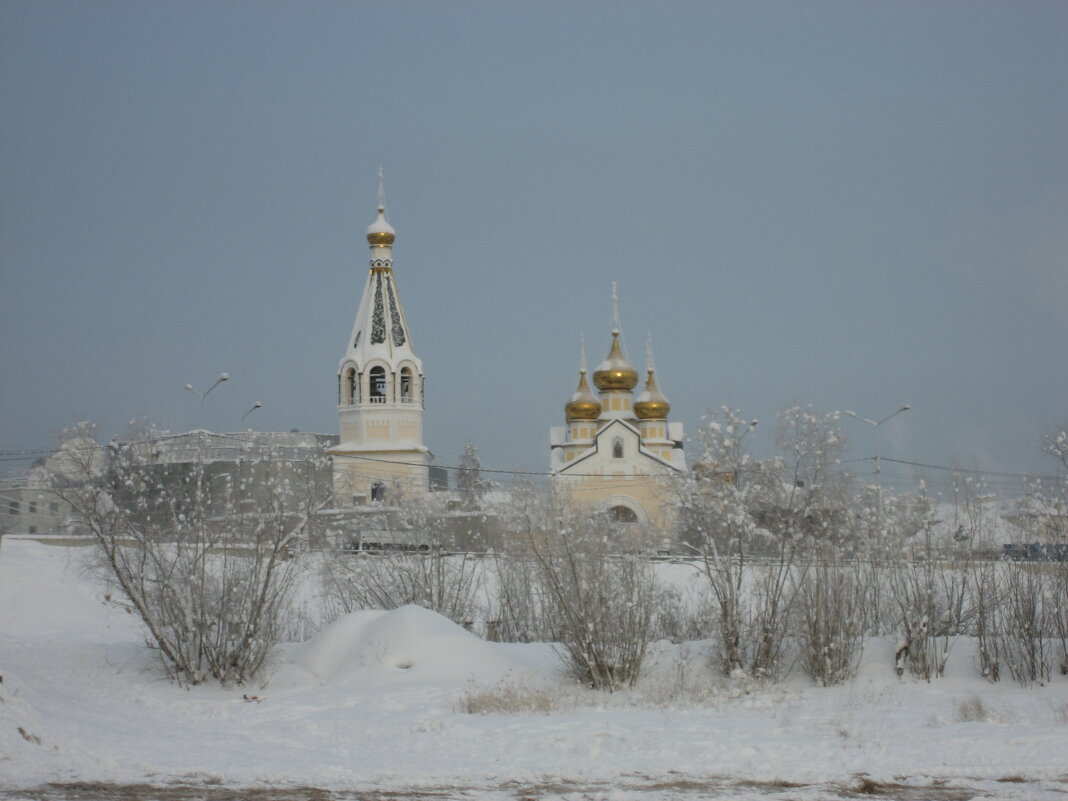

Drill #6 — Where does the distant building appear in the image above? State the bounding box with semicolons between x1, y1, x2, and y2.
0;469;75;538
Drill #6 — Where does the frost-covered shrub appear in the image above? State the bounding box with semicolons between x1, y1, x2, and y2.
1054;564;1068;676
320;550;482;629
527;514;658;691
484;553;549;643
1000;564;1054;686
56;425;328;686
795;548;865;685
970;558;1002;682
888;557;969;681
648;580;711;645
678;406;853;680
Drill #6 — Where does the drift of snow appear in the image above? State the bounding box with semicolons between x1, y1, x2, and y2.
281;604;547;689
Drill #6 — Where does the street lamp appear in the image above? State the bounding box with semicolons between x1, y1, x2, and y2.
241;401;263;422
844;404;910;525
184;373;230;405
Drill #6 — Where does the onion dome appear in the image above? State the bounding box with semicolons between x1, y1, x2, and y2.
593;330;639;391
565;369;601;421
634;369;671;419
366;205;396;246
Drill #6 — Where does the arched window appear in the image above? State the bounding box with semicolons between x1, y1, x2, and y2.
612;437;624;459
400;366;413;402
342;367;357;404
371;481;386;503
369;366;386;401
609;505;638;523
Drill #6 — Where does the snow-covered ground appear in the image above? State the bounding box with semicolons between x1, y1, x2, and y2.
2;538;1067;800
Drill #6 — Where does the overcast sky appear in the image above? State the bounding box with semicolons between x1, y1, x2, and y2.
2;1;1066;495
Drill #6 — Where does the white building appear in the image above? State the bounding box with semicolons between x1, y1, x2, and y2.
330;176;431;506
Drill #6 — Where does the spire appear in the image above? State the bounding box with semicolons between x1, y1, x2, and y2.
609;281;628;359
579;331;588;373
344;176;418;363
593;284;638;391
610;281;621;331
367;168;396;247
645;332;656;374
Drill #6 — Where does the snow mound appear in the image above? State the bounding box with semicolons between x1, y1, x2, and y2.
0;539;139;643
288;604;537;687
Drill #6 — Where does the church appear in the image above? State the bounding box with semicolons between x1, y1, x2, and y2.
328;177;431;508
327;178;685;540
549;298;686;532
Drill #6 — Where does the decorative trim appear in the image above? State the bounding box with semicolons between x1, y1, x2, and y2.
386;276;406;346
370;273;386;344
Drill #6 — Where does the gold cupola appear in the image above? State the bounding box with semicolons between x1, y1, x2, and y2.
593;330;639;391
366;205;396;246
634;369;671;419
565;369;601;420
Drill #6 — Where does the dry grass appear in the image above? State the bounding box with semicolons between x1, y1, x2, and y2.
457;683;571;715
954;694;992;722
1053;699;1068;724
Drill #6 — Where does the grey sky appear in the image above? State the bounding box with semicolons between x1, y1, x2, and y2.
2;1;1066;495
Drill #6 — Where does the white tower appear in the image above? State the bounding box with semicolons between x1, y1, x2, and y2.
330;172;430;504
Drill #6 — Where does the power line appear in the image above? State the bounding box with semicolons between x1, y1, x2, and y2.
877;456;1063;481
2;436;1065;485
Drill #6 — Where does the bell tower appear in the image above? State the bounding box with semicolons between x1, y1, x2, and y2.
330;171;430;505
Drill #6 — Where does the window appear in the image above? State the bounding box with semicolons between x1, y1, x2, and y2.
8;500;18;515
49;502;59;513
609;505;638;523
29;526;36;534
342;367;357;404
29;501;37;515
369;366;386;400
612;437;624;459
371;481;386;503
400;367;413;401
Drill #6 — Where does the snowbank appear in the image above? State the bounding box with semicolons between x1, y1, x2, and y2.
281;604;550;689
2;539;1067;798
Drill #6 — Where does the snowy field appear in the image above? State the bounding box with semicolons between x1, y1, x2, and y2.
2;538;1067;800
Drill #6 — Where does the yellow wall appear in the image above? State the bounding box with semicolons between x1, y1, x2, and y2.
331;450;429;503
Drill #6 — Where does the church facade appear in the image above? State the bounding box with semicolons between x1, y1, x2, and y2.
550;299;686;533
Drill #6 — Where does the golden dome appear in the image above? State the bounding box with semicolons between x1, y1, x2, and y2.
592;330;639;391
634;369;671;419
367;206;396;246
565;369;601;421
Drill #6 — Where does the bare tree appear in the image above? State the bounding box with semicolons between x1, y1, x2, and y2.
319;493;483;628
999;562;1054;685
484;552;549;643
457;442;487;511
502;488;657;690
53;425;330;686
795;544;865;685
675;408;761;676
320;549;483;628
1040;425;1068;675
